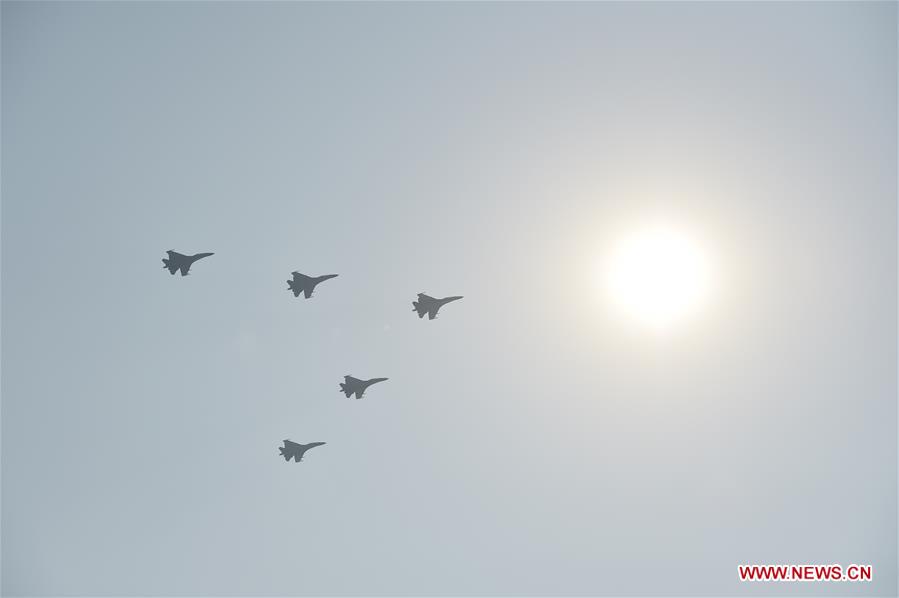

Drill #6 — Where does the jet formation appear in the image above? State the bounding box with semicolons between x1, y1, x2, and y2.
162;250;214;276
163;250;462;463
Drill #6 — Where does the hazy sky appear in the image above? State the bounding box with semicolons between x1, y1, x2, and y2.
2;2;896;596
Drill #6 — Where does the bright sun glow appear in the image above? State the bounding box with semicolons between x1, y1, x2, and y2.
605;227;712;330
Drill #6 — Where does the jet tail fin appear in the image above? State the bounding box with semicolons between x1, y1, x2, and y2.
162;258;178;275
412;300;427;318
339;383;353;398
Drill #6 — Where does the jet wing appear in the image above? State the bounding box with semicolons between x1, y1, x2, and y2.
303;286;314;299
428;307;439;320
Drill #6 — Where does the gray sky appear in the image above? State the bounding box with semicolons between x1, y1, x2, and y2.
2;2;896;596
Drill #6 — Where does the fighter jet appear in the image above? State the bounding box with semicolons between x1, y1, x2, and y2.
339;375;388;400
279;440;326;463
287;272;338;299
162;250;214;276
413;293;463;320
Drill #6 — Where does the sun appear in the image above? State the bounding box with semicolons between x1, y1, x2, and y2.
603;226;712;330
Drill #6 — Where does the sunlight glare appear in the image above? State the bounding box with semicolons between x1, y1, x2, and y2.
604;226;712;330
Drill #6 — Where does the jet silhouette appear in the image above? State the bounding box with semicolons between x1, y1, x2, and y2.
162;250;214;276
339;375;388;400
413;293;463;320
279;440;326;462
287;272;338;299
